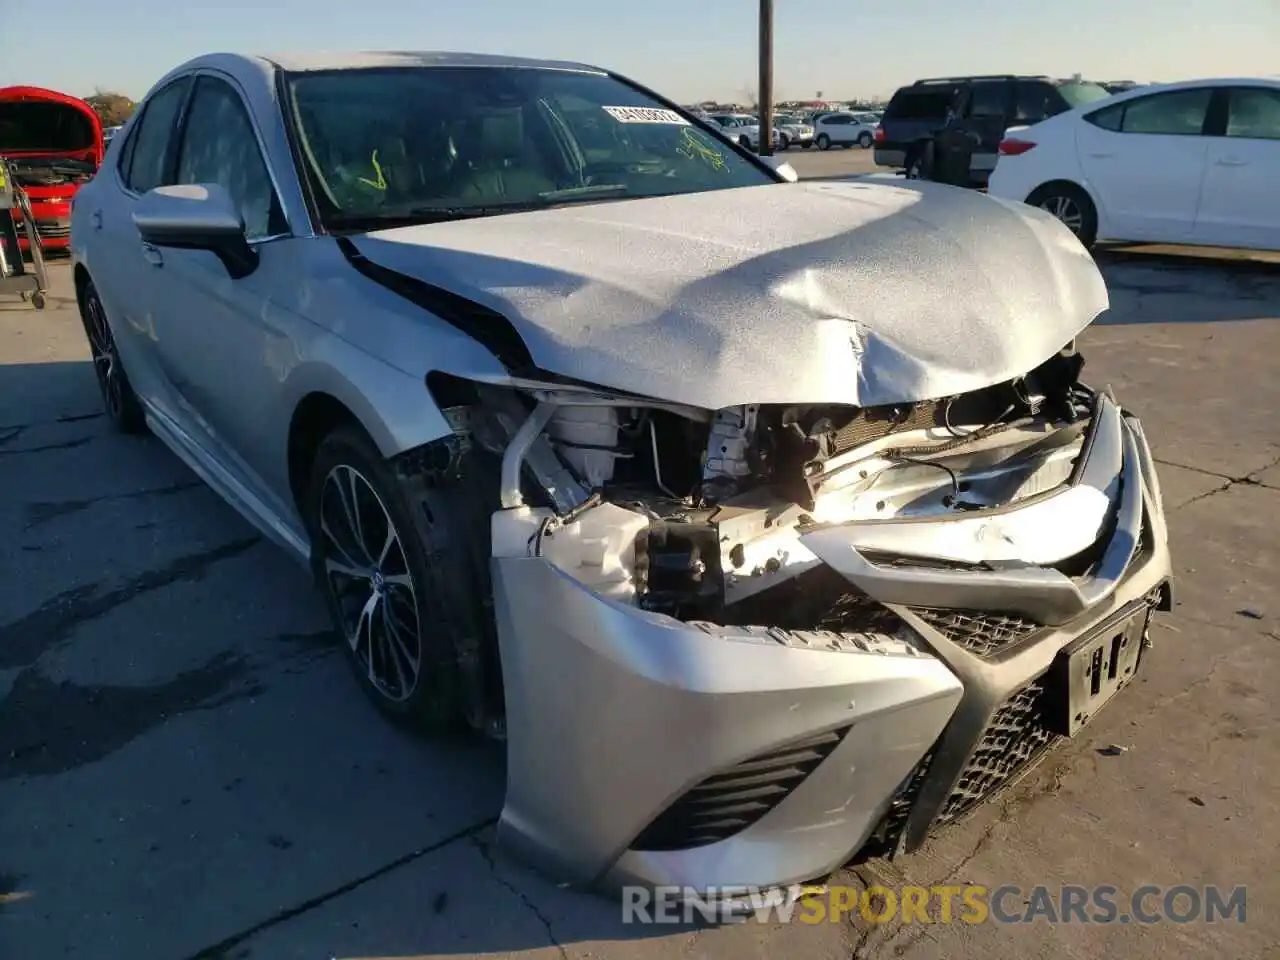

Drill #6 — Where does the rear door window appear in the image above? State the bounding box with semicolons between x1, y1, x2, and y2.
1014;82;1055;124
1085;89;1213;136
966;81;1009;120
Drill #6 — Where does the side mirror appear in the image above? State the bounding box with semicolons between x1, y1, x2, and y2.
757;154;799;183
133;183;258;279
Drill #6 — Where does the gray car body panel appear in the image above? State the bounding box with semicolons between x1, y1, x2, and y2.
352;179;1107;410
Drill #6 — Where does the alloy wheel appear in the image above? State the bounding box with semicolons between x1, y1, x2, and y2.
84;290;126;419
1039;195;1085;235
319;464;422;703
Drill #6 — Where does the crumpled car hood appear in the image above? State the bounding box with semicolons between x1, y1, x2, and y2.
352;180;1109;409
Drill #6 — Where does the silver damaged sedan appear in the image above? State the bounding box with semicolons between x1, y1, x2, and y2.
70;51;1173;896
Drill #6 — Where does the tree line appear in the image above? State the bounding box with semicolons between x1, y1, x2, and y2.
83;90;135;127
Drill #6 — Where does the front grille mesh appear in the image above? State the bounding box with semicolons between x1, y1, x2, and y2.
630;727;851;851
936;678;1059;825
909;608;1041;658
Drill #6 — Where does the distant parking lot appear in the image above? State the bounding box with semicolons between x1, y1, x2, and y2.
2;159;1278;960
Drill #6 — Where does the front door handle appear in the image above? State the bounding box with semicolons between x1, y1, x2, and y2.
90;210;102;230
1215;156;1247;167
142;243;164;267
1087;151;1114;159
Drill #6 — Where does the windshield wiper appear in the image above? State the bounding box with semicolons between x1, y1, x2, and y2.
329;187;640;231
537;183;628;200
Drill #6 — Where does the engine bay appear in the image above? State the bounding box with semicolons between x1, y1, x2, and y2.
432;343;1097;627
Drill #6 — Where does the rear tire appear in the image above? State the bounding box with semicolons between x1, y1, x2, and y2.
779;134;790;150
77;279;146;434
857;131;873;148
1026;183;1098;248
305;426;499;734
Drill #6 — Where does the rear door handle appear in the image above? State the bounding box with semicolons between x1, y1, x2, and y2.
1087;151;1114;159
90;210;102;230
142;243;164;267
1215;156;1248;166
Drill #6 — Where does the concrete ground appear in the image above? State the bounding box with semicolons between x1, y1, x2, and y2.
2;158;1278;960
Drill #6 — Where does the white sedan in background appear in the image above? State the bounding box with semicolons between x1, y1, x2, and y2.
989;77;1280;251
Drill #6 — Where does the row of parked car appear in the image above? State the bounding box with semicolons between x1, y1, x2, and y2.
873;72;1280;251
698;109;882;152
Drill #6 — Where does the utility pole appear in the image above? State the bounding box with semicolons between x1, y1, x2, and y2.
758;0;774;155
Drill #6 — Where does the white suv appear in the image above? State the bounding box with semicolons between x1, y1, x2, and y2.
814;112;879;150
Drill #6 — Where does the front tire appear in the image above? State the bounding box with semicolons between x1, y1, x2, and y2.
739;135;752;151
305;426;497;733
77;279;146;433
779;134;790;150
816;134;831;151
1026;183;1098;248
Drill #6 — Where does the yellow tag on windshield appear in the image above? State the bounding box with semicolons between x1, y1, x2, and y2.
357;150;388;191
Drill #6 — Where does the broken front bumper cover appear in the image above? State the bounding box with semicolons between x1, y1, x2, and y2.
491;395;1172;892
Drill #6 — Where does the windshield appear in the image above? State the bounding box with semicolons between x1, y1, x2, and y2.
286;67;775;227
1056;81;1112;108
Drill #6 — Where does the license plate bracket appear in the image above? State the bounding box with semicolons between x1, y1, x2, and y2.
1045;603;1150;737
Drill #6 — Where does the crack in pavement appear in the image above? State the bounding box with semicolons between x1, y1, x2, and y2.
0;537;262;671
22;479;203;528
181;817;499;960
1160;452;1280;511
471;833;570;960
0;436;93;457
0;411;104;433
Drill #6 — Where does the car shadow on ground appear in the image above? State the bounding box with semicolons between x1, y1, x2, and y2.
1094;244;1280;326
1;359;701;958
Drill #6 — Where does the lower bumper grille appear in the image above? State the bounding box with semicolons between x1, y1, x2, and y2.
631;727;851;851
937;677;1059;825
35;219;70;240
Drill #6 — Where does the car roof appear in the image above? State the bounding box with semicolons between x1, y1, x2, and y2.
259;50;606;75
148;51;609;95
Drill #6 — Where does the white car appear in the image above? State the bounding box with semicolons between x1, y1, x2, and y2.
988;77;1280;250
813;112;879;150
705;113;781;151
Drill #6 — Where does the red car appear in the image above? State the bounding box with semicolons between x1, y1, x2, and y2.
0;85;104;252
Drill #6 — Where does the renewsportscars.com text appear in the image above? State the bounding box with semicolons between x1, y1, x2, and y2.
622;883;1248;926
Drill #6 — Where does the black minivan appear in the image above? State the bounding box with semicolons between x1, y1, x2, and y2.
874;75;1111;185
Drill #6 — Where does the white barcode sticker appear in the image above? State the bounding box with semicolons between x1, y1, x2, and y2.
602;105;690;125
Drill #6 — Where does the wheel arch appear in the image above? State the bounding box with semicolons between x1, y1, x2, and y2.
73;262;92;305
282;360;454;517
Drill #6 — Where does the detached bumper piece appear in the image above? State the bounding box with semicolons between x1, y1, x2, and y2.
492;393;1172;892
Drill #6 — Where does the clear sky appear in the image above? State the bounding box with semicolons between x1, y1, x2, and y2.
2;0;1277;103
